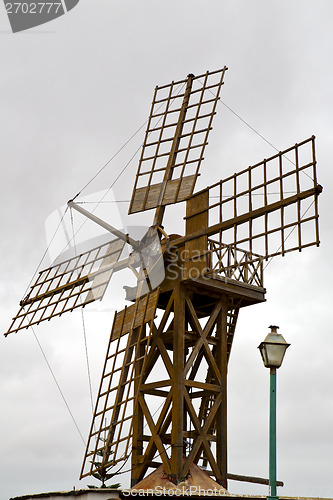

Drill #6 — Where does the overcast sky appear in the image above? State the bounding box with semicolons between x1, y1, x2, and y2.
1;1;333;499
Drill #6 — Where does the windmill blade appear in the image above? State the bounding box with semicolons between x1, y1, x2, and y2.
80;289;159;480
5;238;125;336
128;68;227;225
176;136;321;281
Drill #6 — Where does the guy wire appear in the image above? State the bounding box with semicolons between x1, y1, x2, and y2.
31;325;86;447
70;206;95;417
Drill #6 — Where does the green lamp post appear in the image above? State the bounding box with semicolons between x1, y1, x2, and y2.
258;325;290;500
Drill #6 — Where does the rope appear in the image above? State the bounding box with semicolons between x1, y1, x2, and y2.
22;205;69;301
31;326;86;446
78;200;130;204
21;110;150;296
196;75;313;182
210;190;297;200
64;81;187;251
73;122;149;201
263;199;316;271
70;207;95;416
81;309;95;415
73;81;187;201
218;98;314;182
219;99;281;155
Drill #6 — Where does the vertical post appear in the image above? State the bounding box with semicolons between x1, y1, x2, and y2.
216;296;228;490
268;367;278;500
131;326;144;487
171;283;185;483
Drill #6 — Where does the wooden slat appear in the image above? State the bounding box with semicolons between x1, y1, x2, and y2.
111;289;159;341
130;174;196;214
86;239;125;301
184;190;209;278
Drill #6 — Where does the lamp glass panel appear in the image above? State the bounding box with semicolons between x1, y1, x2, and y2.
265;343;287;368
259;344;268;366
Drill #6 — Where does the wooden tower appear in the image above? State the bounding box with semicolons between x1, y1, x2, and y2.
5;68;322;492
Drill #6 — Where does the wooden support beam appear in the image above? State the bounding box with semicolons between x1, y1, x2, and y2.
170;284;186;482
136;391;173;481
138;393;172;476
216;296;228;490
127;282;241;486
131;325;145;486
227;472;284;487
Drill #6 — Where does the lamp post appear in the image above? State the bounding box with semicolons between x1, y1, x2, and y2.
258;325;290;500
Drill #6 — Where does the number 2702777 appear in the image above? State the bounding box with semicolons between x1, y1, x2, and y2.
5;3;63;14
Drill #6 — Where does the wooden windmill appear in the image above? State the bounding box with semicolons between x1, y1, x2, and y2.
5;67;322;492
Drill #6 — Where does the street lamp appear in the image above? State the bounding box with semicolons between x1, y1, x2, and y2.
258;325;290;500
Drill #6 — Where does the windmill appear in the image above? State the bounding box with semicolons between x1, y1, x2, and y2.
5;67;322;492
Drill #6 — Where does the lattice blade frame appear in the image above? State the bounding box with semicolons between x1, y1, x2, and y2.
183;136;321;266
129;68;227;215
80;289;159;479
5;238;125;335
